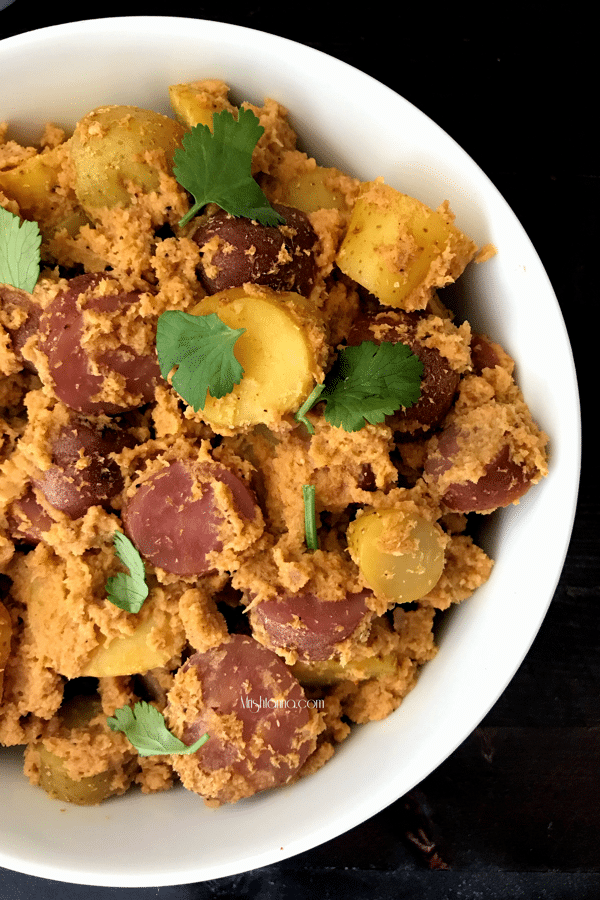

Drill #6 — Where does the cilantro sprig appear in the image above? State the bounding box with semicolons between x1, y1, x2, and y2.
0;206;41;293
156;309;245;412
106;532;149;613
174;108;285;227
107;701;209;757
296;340;423;434
302;484;319;552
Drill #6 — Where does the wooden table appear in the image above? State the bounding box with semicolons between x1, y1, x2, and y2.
0;10;595;899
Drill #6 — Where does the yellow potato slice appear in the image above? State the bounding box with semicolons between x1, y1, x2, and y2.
347;508;446;603
190;286;325;431
16;545;184;679
336;179;477;310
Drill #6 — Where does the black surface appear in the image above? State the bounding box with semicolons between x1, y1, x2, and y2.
0;9;596;899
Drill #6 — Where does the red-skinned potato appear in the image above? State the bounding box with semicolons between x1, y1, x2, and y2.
32;416;132;519
425;421;542;513
166;634;322;804
0;285;42;373
123;459;262;576
250;588;374;662
6;488;54;543
346;310;461;433
39;273;161;415
192;203;318;297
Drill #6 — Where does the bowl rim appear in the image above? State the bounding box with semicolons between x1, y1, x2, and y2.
0;15;581;888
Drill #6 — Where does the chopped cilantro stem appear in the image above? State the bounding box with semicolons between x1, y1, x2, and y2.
303;484;319;551
295;384;325;434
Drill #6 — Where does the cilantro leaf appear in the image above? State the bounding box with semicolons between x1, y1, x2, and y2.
106;532;149;613
107;701;209;757
174;107;285;227
302;484;319;551
156;309;245;412
296;340;423;433
0;206;41;293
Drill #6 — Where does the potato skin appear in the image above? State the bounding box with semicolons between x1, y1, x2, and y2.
123;459;261;576
425;424;534;512
70;105;184;212
29;696;137;805
39;273;161;415
6;489;54;544
166;635;321;803
250;588;373;661
32;416;131;519
192;203;318;297
0;285;42;373
347;311;460;433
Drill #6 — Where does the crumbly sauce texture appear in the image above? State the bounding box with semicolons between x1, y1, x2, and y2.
0;80;548;806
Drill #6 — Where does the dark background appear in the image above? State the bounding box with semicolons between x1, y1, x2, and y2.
0;8;596;899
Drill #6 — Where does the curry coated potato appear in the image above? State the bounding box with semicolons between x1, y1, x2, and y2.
192;203;318;297
169;79;237;130
336;180;477;310
32;416;131;519
346;310;461;433
122;459;261;576
32;695;136;804
424;422;537;513
275;165;351;214
0;145;88;241
39;272;162;414
70;105;184;212
189;287;325;431
347;508;446;603
291;649;399;687
166;634;320;803
6;489;54;544
0;284;42;373
81;602;185;678
20;550;185;679
250;588;373;662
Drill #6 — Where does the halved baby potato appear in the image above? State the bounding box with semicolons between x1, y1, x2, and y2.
16;546;185;679
347;507;447;603
189;286;326;431
70;105;184;212
30;695;137;805
336;179;478;310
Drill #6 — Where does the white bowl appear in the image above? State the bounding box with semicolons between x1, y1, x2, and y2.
0;16;580;888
